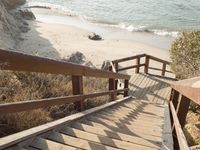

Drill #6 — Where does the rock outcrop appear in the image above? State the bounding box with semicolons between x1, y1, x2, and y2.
63;51;95;68
0;0;29;50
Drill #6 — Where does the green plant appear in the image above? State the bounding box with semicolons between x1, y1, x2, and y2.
170;31;200;79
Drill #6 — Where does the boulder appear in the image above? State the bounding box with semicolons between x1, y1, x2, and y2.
19;9;36;20
88;32;102;41
63;51;95;68
101;60;111;71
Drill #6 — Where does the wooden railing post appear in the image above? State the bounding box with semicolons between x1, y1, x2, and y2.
135;57;140;73
144;55;150;74
124;79;129;97
169;89;180;150
115;62;119;73
72;75;84;111
162;63;166;76
109;78;116;101
176;95;190;128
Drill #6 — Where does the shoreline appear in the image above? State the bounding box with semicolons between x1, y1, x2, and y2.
30;8;175;50
16;7;175;68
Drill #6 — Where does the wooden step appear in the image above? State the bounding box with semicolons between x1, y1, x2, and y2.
30;137;79;150
47;131;120;150
85;116;163;136
60;126;160;150
70;122;162;148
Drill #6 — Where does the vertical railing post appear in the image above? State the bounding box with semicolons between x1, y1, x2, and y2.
135;57;140;73
124;79;129;97
169;88;180;150
115;62;119;73
144;55;150;74
109;65;116;101
109;78;116;101
72;75;84;111
162;63;166;76
176;95;190;128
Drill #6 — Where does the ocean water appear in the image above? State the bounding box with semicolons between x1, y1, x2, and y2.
26;0;200;37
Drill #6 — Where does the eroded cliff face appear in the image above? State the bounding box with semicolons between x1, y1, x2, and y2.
0;0;27;50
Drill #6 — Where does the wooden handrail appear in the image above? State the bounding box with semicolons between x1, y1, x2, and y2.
171;76;200;105
111;53;173;77
0;88;128;114
0;49;130;112
0;49;130;80
169;77;200;149
169;101;189;150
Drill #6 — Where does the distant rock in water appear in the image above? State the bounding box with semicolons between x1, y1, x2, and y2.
63;51;95;68
88;32;102;41
19;9;36;20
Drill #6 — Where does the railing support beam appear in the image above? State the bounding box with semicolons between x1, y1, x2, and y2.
135;57;140;73
124;79;129;97
72;75;84;111
144;55;150;74
176;95;190;128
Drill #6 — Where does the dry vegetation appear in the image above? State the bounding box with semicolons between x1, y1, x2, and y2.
170;31;200;146
0;70;108;137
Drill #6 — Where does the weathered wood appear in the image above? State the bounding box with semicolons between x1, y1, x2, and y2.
162;63;167;76
0;89;128;114
109;78;116;101
135;57;140;73
144;55;150;74
171;76;200;105
176;95;190;128
72;75;84;111
112;53;146;63
0;96;131;149
169;101;189;150
148;55;170;65
117;63;145;72
0;49;130;80
124;79;129;97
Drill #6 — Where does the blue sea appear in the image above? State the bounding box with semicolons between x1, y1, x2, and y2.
26;0;200;37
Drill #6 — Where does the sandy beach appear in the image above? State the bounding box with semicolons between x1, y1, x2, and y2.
16;8;174;68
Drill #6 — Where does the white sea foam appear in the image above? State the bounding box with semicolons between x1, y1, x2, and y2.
25;2;179;38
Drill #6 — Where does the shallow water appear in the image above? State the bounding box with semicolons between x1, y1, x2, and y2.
27;0;200;36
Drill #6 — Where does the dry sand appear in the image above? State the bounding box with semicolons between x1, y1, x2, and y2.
17;20;171;68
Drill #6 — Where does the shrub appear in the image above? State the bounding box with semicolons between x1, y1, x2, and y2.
170;31;200;79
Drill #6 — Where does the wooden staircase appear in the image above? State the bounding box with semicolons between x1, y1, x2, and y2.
0;49;199;150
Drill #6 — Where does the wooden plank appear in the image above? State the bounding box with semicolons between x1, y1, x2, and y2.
0;89;128;114
176;95;190;128
72;75;84;111
0;49;130;80
162;63;167;76
81;119;162;139
148;55;170;65
85;116;163;136
162;106;174;150
135;57;140;73
60;127;160;150
29;137;79;150
124;79;129;97
169;101;189;150
171;76;200;105
48;132;119;150
0;96;131;149
117;64;145;72
112;54;146;63
109;78;116;101
70;122;162;148
144;55;150;74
